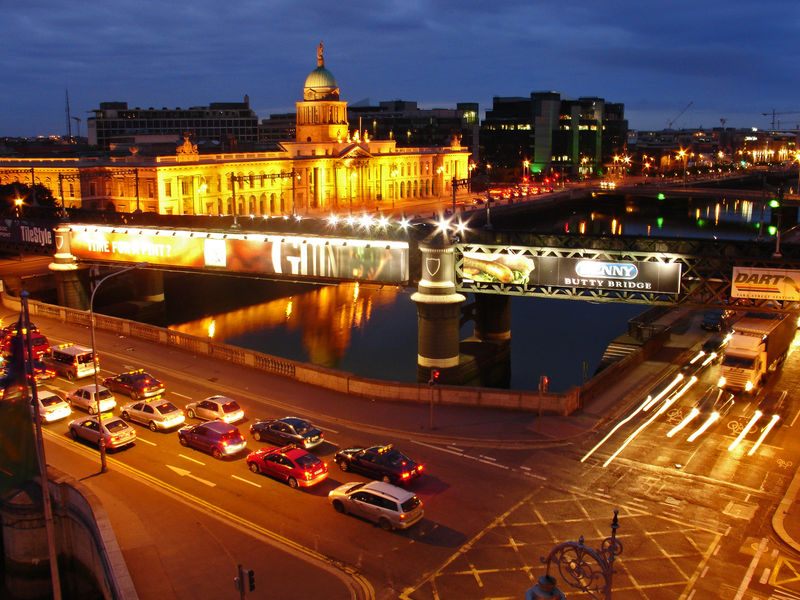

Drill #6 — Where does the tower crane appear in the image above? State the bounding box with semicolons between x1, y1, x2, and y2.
666;101;693;129
762;110;800;130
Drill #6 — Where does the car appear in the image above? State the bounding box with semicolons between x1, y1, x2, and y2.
185;395;245;424
249;416;324;449
30;359;57;382
696;386;735;416
246;444;328;488
700;309;735;331
0;328;51;360
177;420;247;459
328;480;424;530
759;390;788;419
103;369;165;400
66;384;116;414
68;415;136;450
701;334;727;357
120;399;185;431
43;343;97;380
31;390;71;423
334;444;423;485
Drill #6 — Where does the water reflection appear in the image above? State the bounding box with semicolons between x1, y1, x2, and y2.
170;282;400;368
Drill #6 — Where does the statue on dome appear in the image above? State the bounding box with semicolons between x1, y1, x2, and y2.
317;41;324;67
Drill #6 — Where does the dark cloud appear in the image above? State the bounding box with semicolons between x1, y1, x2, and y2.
1;0;798;136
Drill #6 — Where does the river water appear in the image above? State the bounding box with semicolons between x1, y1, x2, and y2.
166;193;772;393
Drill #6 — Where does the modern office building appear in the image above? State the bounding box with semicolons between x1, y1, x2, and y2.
480;92;628;178
87;98;260;150
2;44;470;216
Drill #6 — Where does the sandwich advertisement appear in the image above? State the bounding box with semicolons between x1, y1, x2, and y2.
458;245;681;296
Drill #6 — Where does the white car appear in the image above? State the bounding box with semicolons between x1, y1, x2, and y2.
185;395;244;424
120;399;186;431
31;390;71;423
66;384;116;414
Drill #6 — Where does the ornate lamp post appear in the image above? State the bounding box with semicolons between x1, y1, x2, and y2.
90;262;148;473
527;510;622;600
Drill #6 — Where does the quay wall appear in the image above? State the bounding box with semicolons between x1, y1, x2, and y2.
1;293;669;416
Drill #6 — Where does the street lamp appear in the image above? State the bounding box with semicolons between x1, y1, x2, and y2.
90;262;148;473
528;509;622;600
523;160;530;182
14;196;23;218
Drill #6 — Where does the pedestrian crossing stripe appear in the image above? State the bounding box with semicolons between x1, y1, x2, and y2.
770;556;800;587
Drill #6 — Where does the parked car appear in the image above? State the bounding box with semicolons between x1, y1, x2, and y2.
66;384;116;414
334;444;423;485
185;396;244;424
31;390;71;423
177;420;247;459
246;444;328;488
328;481;424;530
68;415;136;450
249;416;324;449
103;369;165;400
120;399;185;431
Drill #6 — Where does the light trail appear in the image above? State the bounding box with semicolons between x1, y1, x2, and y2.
701;352;717;366
728;410;763;451
747;414;780;456
687;412;720;442
666;407;700;438
643;374;684;412
580;396;652;463
603;376;698;467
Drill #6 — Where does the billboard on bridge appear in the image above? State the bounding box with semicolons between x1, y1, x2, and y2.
732;266;800;301
69;226;409;284
457;245;682;296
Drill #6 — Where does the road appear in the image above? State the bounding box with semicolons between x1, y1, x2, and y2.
7;305;800;599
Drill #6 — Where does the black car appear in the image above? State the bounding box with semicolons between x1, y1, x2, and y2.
334;444;423;485
249;416;324;449
700;309;734;332
103;369;165;400
177;420;247;459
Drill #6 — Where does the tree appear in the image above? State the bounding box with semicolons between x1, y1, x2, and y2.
0;183;58;213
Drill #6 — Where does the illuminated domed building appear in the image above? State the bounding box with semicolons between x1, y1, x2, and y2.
0;43;471;217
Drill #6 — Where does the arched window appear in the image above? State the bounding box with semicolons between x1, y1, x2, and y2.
270;193;276;213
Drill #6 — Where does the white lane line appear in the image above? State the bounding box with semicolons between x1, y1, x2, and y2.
325;427;339;434
178;453;205;466
447;446;464;452
479;455;497;462
520;466;531;471
136;437;157;447
524;472;546;480
733;537;768;600
411;440;509;469
759;567;770;584
232;474;261;488
171;392;192;399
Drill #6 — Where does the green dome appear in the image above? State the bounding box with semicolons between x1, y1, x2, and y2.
304;66;338;90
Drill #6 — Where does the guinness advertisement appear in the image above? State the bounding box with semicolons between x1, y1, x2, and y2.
731;266;800;301
70;226;409;284
457;245;681;295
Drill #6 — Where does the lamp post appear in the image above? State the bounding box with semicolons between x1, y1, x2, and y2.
90;262;148;473
528;510;621;600
14;196;23;218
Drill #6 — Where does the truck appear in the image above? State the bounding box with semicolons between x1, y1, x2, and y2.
718;312;796;393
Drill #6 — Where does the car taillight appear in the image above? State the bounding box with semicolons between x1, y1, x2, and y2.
401;472;409;479
221;440;228;446
304;470;312;479
399;514;406;520
417;465;423;472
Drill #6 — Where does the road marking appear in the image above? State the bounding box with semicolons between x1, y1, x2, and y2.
178;453;205;466
770;556;800;586
171;391;192;399
136;437;157;447
791;407;800;428
231;474;261;488
733;537;768;600
447;445;463;452
524;472;546;480
761;568;771;584
477;458;508;469
478;455;496;462
165;464;216;487
519;465;530;471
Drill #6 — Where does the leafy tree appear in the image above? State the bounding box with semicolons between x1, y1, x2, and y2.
0;183;58;213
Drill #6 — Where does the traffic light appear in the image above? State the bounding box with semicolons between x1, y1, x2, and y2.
429;369;440;386
247;569;255;592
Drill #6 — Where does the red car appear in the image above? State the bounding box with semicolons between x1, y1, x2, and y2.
246;444;328;489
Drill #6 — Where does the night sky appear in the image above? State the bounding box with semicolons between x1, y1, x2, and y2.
2;0;798;138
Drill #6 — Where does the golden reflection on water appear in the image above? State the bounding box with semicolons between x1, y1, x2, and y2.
169;282;399;367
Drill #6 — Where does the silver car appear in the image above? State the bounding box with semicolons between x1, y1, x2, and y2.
66;384;116;414
329;480;424;530
32;390;71;423
120;399;185;431
68;415;136;450
185;395;244;424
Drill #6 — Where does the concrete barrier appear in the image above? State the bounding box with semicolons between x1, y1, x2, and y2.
0;467;137;600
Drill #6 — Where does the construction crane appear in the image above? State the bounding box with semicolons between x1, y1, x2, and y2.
666;101;693;129
762;109;800;130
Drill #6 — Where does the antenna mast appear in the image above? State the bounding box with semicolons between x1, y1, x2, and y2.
65;90;72;139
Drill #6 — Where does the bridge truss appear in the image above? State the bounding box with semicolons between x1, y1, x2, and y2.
456;231;800;312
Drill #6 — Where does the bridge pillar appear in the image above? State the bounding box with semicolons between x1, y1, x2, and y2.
134;269;165;303
48;222;88;310
411;241;465;383
473;294;511;342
